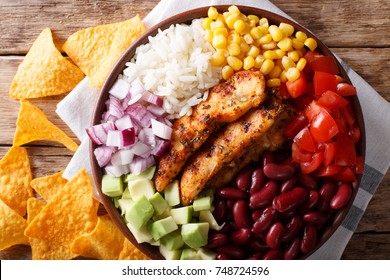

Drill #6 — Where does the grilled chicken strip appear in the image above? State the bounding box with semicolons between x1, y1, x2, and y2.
180;98;290;205
154;70;266;192
205;105;295;191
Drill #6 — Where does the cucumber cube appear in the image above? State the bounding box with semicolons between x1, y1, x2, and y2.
148;216;178;240
125;195;154;230
149;192;169;216
199;210;223;230
160;230;184;251
193;196;211;211
197;248;217;260
121;187;131;199
170;206;193;224
159;245;181;260
102;174;123;197
181;223;209;249
118;198;133;216
164;180;180;206
128;178;155;200
180;248;201;260
127;222;153;244
124;166;156;182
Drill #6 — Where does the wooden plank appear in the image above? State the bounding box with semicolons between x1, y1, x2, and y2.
0;0;389;54
342;233;390;259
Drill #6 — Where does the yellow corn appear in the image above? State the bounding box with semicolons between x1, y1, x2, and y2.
225;14;238;29
243;33;254;45
254;54;265;68
275;49;286;59
208;7;219;20
247;45;260;57
222;65;234;80
228;5;240;15
286;67;301;82
205;29;213;43
267;78;281;87
228;43;241;56
260;59;275;75
277;38;293;52
240;41;250;53
259;17;269;27
249;27;263;40
243;56;255;70
257;34;272;45
248;15;260;24
210;50;226;66
280;70;288;83
212;34;227;49
234;19;247;33
263;50;278;60
292;38;305;50
304;37;318;51
282;56;296;70
296;57;307;71
227;56;243;71
261;41;277;50
279;23;294;37
202;18;213;30
295;31;308;42
268;65;282;79
258;26;269;34
210;20;225;30
288;50;301;62
213;27;228;37
227;33;241;44
269;25;284;42
216;14;225;23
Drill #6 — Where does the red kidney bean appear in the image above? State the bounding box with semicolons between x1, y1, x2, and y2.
266;222;285;249
216;253;230;260
252;206;278;234
216;244;247;259
263;163;295;181
262;249;284;260
233;200;252;228
250;168;266;195
235;167;254;192
216;187;248;200
330;183;353;209
206;233;229;248
231;227;251;245
280;177;298;193
247;252;263;260
297;173;318;190
282;215;303;243
249;238;269;252
284;237;301;260
212;198;226;224
299;190;320;213
317;182;338;212
272;187;308;213
252;209;263;221
262;150;276;166
300;224;317;254
249;181;279;209
303;212;329;225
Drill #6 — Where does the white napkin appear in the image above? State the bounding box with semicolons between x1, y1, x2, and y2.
56;0;390;259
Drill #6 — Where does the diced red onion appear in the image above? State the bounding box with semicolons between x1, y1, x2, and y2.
94;145;115;167
108;96;124;118
129;155;155;175
105;164;129;177
111;149;135;166
130;141;151;157
127;93;143;106
138;128;156;148
106;128;135;148
151;119;172;140
115;115;134;131
109;78;130;100
126;103;154;128
130;80;163;107
147;104;166;116
151;139;169;156
86;122;115;145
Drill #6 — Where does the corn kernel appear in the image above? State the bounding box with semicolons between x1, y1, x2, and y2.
268;65;282;79
259;17;269;27
254;55;265;68
288;50;301;62
286;67;301;82
227;33;241;44
267;78;281;88
296;57;307;71
258;26;269;34
212;34;227;49
260;59;275;75
292;38;305;50
240;41;250;53
280;70;288;83
304;38;318;51
257;34;272;45
227;56;243;71
225;14;238;29
243;56;255;70
279;23;295;37
228;43;241;56
210;20;225;30
275;58;284;69
243;33;254;44
210;50;226;66
248;20;257;28
216;14;225;23
205;29;213;43
269;25;284;42
282;56;296;70
261;41;277;50
213;27;228;37
234;19;247;33
277;38;293;52
222;65;234;80
208;7;219;20
202;18;213;30
249;27;263;40
295;31;308;42
263;50;278;60
228;5;240;15
247;45;260;57
248;15;259;24
275;49;286;59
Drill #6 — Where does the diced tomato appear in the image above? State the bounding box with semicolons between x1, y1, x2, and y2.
292;142;312;163
341;102;356;127
286;72;307;98
300;151;324;174
305;100;322;122
322;142;336;166
302;64;314;80
293;126;316;152
309;107;339;143
337;83;357;96
309;56;339;75
278;82;291;100
316;90;348;109
355;156;364;174
348;124;361;144
304;50;323;64
335;132;357;167
335;75;345;83
317;164;342;177
330;167;357;182
284;112;309;139
333;109;348;133
313;71;338;96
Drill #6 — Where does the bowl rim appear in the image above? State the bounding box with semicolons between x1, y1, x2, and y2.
90;5;366;260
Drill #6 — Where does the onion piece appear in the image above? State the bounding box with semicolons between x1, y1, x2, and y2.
115;115;134;131
106;128;135;148
130;80;163;107
105;164;129;177
138;128;156;148
147;104;166;116
94;145;115;167
108;96;124;118
109;78;130;100
129;156;155;175
126;103;154;128
111;149;135;166
151;139;169;156
151;119;172;140
130;141;151;157
86;122;115;145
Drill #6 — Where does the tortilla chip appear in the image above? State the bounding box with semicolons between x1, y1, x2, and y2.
0;146;33;216
31;170;68;202
24;169;99;249
0;198;29;250
9;28;84;99
118;238;150;260
63;15;145;88
27;198;76;260
13;99;79;152
70;214;125;260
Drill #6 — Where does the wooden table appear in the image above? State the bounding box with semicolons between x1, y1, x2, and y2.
0;0;388;260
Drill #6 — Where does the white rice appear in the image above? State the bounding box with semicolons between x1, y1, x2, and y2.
123;19;222;119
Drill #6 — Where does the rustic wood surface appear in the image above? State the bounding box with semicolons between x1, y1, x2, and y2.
0;0;389;260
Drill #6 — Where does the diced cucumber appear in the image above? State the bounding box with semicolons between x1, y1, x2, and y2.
128;178;155;200
197;248;217;260
170;206;193;224
164;180;180;206
125;195;154;230
124;166;156;182
148;216;178;240
160;230;184;251
152;208;171;221
199;210;223;230
159;245;181;260
180;248;201;260
102;174;123;197
121;187;131;199
149;192;169;216
193;196;211;211
118;198;133;216
181;223;209;249
113;196;120;208
127;222;153;244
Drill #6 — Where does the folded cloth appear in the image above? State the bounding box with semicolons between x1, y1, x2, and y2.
56;0;390;259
